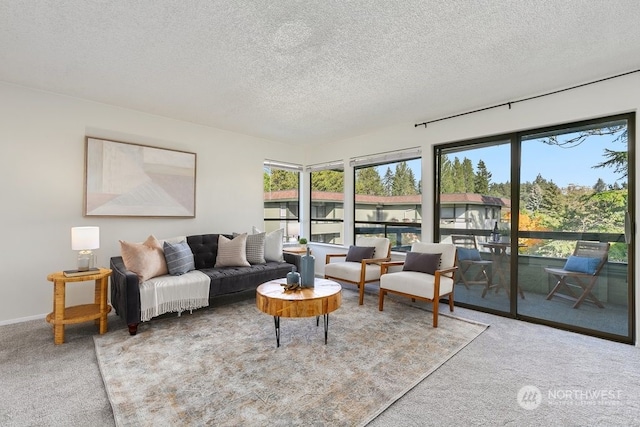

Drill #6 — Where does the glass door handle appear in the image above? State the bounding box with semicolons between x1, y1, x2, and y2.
624;211;633;244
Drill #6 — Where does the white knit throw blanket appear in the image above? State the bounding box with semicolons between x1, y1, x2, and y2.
139;270;211;322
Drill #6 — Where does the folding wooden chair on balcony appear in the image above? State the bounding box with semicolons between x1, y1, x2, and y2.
544;241;610;309
451;235;493;297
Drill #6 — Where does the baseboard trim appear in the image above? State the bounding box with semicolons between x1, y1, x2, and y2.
0;313;47;326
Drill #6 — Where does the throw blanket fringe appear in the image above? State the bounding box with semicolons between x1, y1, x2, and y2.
141;298;210;322
139;270;211;322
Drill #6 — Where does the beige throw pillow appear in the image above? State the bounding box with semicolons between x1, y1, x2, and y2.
215;234;250;267
119;235;168;282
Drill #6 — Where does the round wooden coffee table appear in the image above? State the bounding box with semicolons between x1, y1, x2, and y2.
256;278;342;347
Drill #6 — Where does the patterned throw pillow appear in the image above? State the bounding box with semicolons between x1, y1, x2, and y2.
234;231;266;264
253;227;284;262
403;252;442;275
119;235;168;282
345;245;375;262
163;241;196;275
215;234;250;267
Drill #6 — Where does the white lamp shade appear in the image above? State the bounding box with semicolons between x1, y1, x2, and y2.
71;226;100;250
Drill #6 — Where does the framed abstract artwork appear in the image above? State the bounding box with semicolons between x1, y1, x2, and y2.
84;137;196;217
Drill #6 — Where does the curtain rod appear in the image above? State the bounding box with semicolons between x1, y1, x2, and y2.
414;69;640;128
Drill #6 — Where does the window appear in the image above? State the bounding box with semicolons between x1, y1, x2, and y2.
309;162;344;244
263;160;301;241
351;150;422;252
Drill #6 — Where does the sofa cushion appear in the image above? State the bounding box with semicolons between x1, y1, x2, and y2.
200;261;294;297
163;240;196;275
187;234;231;269
119;235;168;282
215;234;250;267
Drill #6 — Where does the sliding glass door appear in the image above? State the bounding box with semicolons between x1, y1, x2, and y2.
517;117;632;339
437;138;513;314
436;113;634;342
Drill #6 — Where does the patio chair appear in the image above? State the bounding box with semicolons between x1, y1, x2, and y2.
544;241;610;309
451;235;493;297
324;237;391;305
378;242;458;327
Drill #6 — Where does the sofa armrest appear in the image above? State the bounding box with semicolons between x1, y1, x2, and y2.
283;252;302;272
110;256;142;332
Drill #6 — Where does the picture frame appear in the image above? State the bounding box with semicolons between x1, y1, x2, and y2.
84;137;196;217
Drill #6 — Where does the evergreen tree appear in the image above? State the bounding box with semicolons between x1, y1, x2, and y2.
311;170;344;192
263;171;271;192
474;160;491;195
382;167;394;196
452;157;465;193
525;183;543;212
265;168;298;191
593;178;606;193
355;167;385;195
439;156;455;193
461;158;475;193
391;161;418;195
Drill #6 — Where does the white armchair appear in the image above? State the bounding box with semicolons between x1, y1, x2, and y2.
379;242;457;327
324;237;391;305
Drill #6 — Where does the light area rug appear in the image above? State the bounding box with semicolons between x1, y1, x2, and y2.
94;289;487;426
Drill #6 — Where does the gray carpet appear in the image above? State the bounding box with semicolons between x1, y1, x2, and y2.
1;289;639;426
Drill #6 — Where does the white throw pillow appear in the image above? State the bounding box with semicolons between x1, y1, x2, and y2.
253;227;284;262
215;234;250;267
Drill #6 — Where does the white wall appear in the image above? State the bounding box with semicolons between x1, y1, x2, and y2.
306;72;640;343
0;83;302;324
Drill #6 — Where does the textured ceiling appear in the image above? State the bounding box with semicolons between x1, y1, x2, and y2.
1;1;640;144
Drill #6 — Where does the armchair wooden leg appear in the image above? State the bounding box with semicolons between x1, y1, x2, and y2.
448;294;454;312
378;289;386;311
359;283;365;305
432;297;439;328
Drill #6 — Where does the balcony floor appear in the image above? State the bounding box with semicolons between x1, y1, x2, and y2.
453;283;630;338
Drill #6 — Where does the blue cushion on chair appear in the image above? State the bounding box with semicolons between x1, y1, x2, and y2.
563;255;600;275
457;247;482;261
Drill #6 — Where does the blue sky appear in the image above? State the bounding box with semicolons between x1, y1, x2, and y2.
372;129;626;189
449;134;626;188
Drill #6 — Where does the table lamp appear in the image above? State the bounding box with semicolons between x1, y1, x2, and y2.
71;226;100;271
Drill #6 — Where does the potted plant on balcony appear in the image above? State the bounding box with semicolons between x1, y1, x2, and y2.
298;237;308;249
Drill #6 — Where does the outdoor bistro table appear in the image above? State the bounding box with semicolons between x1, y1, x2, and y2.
480;241;526;299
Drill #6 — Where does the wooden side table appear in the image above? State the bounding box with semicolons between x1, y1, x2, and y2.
45;268;112;344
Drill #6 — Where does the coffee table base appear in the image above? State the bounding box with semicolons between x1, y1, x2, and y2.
272;314;329;347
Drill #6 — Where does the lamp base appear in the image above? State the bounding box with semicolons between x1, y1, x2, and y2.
77;250;95;271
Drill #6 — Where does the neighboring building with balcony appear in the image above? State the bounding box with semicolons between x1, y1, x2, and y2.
265;190;510;244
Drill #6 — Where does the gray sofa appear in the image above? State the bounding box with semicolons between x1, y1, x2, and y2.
110;233;295;335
